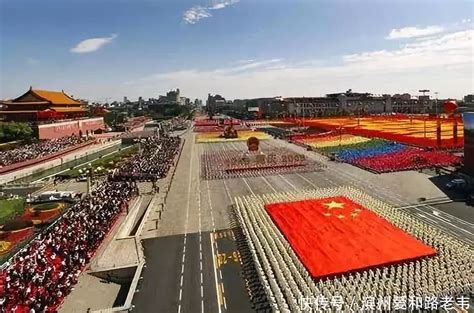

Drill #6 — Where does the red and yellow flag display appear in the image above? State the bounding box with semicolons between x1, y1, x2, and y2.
265;196;436;279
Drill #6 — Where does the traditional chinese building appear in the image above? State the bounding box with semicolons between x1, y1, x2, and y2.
0;87;106;139
0;87;88;121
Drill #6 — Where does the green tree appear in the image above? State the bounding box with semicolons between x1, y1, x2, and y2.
0;122;33;142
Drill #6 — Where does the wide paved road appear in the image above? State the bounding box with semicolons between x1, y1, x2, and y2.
132;131;474;313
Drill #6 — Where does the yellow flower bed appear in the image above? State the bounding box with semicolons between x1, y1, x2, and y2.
305;135;370;148
196;131;271;143
0;241;13;254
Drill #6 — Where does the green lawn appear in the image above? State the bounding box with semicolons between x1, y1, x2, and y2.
0;198;26;224
63;145;138;178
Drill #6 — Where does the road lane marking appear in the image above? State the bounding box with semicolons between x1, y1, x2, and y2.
206;180;216;231
295;172;320;189
261;176;278;193
431;209;474;227
197;158;204;313
210;232;223;313
278;174;299;191
221;283;228;310
412;206;474;235
177;134;194;313
242;177;256;196
222;179;233;204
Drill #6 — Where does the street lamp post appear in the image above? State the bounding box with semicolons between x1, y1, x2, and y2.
302;102;305;128
424;118;426;139
86;163;93;195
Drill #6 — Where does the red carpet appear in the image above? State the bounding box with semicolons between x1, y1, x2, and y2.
265;196;436;279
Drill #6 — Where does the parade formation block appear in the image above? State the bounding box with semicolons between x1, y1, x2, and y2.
297;134;460;173
201;147;323;179
234;186;472;305
265;196;436;278
196;130;270;143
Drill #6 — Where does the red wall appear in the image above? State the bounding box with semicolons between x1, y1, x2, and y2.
38;117;105;139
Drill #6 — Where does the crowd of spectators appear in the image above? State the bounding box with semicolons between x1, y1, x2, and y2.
0;136;89;168
0;128;184;311
114;135;181;181
0;181;138;312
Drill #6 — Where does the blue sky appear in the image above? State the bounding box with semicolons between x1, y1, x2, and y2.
1;0;473;102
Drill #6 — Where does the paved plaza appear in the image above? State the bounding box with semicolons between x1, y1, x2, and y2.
130;130;473;312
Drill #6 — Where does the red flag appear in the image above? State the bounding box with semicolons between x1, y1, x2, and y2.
265;196;436;279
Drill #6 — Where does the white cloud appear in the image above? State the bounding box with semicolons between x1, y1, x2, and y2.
346;30;473;72
218;59;283;73
121;28;472;100
25;57;39;65
70;34;117;53
387;25;444;40
183;0;239;24
183;6;212;24
238;59;256;64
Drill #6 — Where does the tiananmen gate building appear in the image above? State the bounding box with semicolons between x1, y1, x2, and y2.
1;87;105;139
0;87;88;121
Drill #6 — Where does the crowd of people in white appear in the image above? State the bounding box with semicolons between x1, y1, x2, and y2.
0;136;89;168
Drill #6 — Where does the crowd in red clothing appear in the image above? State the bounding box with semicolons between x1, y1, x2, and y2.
0;181;138;312
0;136;89;167
352;147;461;173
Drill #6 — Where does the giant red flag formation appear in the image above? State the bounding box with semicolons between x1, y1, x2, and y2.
235;186;473;311
265;196;436;279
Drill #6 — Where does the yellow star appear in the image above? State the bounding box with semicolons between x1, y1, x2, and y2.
323;201;345;209
322;212;331;217
350;212;359;218
336;214;345;219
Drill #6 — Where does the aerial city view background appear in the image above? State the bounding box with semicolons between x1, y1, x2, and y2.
0;0;473;312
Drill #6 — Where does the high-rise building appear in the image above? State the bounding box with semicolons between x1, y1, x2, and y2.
464;94;474;109
166;89;180;103
206;93;226;114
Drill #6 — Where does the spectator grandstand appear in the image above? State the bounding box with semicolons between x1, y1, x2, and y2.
0;136;89;168
0;132;183;311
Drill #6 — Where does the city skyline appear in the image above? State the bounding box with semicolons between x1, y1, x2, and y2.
1;0;473;102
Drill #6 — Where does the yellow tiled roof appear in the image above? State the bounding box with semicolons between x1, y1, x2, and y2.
32;89;82;105
52;106;88;113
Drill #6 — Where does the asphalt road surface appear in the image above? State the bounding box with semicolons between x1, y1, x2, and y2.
132;131;474;313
